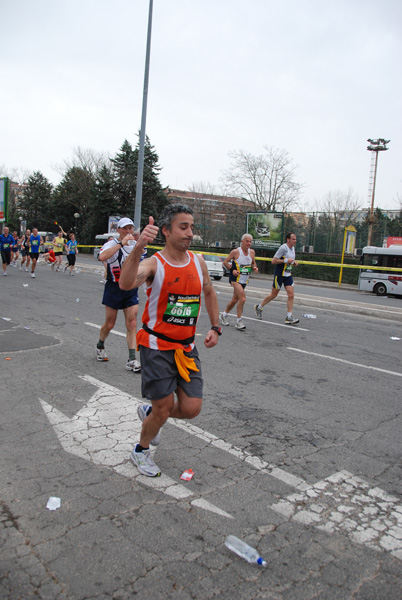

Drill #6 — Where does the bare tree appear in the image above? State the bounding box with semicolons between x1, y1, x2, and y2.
0;165;31;183
313;188;363;253
314;188;362;217
188;181;220;196
53;146;110;178
222;146;303;212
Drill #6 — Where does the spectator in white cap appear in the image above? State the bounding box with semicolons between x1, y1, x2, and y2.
96;217;142;372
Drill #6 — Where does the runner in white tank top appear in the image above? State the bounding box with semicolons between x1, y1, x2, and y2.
219;234;258;330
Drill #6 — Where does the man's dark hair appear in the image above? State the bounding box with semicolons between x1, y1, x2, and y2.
158;204;193;241
286;232;295;241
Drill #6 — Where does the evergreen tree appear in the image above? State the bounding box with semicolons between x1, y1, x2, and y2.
19;171;53;230
133;135;167;226
388;209;402;236
52;166;96;240
110;136;167;227
110;140;137;218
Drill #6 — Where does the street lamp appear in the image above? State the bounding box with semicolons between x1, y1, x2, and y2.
366;138;390;246
134;0;154;229
74;213;80;234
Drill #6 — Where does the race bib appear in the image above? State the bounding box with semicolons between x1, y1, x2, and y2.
163;294;200;326
240;265;252;275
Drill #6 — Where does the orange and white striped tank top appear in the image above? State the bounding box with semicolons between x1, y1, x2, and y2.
136;251;203;351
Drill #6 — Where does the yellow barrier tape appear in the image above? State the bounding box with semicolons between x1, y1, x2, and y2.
77;245;402;273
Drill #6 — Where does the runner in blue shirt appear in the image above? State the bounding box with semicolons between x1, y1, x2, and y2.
29;227;43;278
0;226;15;276
65;233;79;275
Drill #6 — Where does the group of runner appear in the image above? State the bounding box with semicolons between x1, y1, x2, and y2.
219;230;299;328
94;205;299;478
0;225;79;277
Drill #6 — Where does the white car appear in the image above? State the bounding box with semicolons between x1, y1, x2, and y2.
197;254;224;281
93;233;119;259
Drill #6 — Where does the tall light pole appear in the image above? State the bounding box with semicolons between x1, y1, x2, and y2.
134;0;154;230
366;138;390;246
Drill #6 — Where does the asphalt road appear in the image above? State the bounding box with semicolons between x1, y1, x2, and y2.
1;256;401;599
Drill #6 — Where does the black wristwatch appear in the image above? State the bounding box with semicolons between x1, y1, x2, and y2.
211;326;222;336
118;241;123;246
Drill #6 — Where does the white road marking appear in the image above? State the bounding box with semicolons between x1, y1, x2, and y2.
85;322;126;337
220;314;309;332
270;470;402;561
191;499;234;519
288;347;402;378
39;374;233;518
171;419;310;490
40;375;402;558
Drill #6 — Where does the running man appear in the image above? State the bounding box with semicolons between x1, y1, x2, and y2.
219;233;258;330
52;227;67;271
20;229;31;271
254;232;299;324
0;227;15;276
119;204;221;477
29;228;43;278
96;217;141;372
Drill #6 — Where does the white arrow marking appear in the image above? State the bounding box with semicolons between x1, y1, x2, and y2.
269;470;402;561
40;375;402;558
39;374;233;519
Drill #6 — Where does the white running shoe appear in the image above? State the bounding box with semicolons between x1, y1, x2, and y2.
219;312;230;326
96;348;108;361
285;315;299;325
25;268;29;272
126;358;141;372
31;272;35;278
131;447;161;477
137;404;161;446
3;272;7;276
235;319;246;330
254;304;263;319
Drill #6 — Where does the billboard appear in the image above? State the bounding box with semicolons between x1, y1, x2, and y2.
246;212;284;249
345;227;357;254
387;236;402;247
108;215;120;234
0;177;9;223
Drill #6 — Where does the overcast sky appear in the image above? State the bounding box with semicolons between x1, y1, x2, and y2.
2;0;401;211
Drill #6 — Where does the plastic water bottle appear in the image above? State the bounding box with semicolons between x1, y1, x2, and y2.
225;535;267;566
302;313;316;319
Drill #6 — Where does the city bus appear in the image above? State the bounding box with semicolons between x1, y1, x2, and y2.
358;246;402;296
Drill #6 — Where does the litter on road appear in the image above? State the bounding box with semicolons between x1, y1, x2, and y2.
46;497;61;511
180;469;194;481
